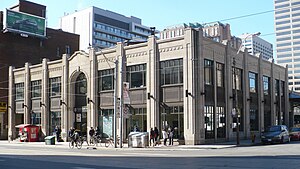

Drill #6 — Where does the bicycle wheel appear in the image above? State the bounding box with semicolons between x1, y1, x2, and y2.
76;140;82;149
69;141;74;149
89;138;95;146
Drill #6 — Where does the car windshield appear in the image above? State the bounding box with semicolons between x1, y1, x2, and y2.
290;128;300;132
266;126;281;132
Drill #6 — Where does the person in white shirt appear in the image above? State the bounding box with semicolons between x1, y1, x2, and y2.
162;129;168;146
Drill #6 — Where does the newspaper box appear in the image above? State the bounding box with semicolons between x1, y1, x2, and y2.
15;124;39;142
128;132;149;148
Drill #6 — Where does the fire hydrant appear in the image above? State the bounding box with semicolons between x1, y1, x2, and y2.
251;132;256;143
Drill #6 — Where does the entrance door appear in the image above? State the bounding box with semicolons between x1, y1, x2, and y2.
74;73;88;136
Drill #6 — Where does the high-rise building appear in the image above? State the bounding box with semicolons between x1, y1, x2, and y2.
274;0;300;91
60;7;155;50
239;33;273;61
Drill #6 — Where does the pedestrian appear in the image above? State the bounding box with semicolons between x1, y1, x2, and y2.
168;126;174;146
150;128;155;146
68;127;75;141
154;127;159;146
55;125;61;142
162;128;168;146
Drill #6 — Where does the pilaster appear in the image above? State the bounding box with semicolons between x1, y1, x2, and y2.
41;58;49;136
8;66;15;140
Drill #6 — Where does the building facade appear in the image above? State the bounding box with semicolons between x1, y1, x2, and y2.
8;28;289;144
239;33;273;61
160;22;242;50
274;0;300;91
60;6;155;50
0;0;79;139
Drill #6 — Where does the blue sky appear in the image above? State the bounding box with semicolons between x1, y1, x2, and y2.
1;0;275;46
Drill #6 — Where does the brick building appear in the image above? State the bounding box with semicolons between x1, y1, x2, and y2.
0;0;79;139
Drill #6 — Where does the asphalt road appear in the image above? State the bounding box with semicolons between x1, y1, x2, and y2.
1;141;300;169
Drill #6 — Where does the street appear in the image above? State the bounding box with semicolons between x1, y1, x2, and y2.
0;141;300;169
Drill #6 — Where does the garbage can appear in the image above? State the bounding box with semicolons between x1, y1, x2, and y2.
128;132;149;148
45;136;55;145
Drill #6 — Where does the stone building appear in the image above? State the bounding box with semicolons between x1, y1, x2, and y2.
8;28;289;144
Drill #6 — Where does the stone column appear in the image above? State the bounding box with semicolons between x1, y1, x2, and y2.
88;48;97;140
284;65;289;127
146;36;160;131
183;28;203;145
61;54;69;141
243;49;250;138
258;54;264;133
41;58;49;136
225;44;233;140
24;62;31;124
270;60;275;125
8;66;15;140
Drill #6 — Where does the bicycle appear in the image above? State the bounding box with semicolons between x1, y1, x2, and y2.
69;132;82;149
89;135;102;147
105;136;120;148
69;138;82;149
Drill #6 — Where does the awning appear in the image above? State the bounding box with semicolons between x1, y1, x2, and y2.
15;124;32;128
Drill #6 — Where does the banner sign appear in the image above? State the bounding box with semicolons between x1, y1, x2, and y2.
4;9;46;37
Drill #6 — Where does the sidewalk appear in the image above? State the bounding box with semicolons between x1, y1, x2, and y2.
0;139;260;150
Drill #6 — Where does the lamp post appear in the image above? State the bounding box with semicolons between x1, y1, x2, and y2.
234;32;260;145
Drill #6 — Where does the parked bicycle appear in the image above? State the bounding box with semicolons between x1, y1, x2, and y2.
69;132;82;149
69;138;82;149
89;135;102;146
104;135;120;147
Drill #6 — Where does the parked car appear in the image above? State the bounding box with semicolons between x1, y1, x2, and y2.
289;127;300;141
261;125;290;144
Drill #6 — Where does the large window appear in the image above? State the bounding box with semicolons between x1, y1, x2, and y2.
49;77;61;96
15;83;24;100
160;105;184;139
216;63;224;87
31;80;41;98
232;68;242;90
98;109;114;138
99;69;114;91
31;112;41;125
249;72;257;93
160;59;183;85
263;76;270;95
126;64;146;88
131;107;147;132
50;111;61;134
204;59;213;85
250;109;259;131
205;106;214;139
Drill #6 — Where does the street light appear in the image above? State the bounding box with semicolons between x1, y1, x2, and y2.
234;32;260;145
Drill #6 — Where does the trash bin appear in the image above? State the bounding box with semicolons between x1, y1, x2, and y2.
128;132;149;148
45;136;55;145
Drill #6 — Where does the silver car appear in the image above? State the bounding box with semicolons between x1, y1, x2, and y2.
261;125;290;144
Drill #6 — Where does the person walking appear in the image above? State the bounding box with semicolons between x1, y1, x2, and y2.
150;128;155;146
55;126;61;142
168;127;174;146
154;127;159;146
162;128;168;146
